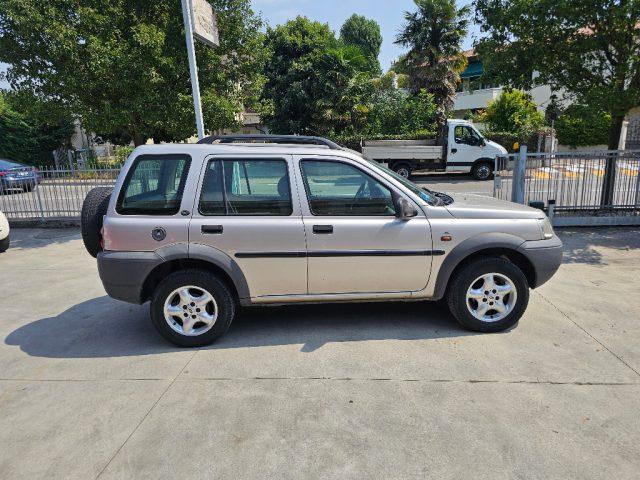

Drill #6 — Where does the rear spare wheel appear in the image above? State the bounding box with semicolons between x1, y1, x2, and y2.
81;186;112;258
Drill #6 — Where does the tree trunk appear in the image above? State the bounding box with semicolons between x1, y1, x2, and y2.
435;108;447;146
600;115;626;207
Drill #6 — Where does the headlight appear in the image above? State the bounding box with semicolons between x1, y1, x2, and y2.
539;218;554;240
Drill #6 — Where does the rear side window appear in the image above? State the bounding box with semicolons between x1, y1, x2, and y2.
300;160;395;216
117;155;191;215
199;159;292;216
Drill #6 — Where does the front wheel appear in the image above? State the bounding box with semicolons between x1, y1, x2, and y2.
150;269;235;347
0;235;9;253
471;161;493;181
446;257;529;332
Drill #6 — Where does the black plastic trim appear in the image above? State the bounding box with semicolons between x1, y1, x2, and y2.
235;250;444;259
197;134;342;150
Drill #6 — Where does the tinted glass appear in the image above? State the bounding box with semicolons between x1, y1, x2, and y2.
300;160;395;216
117;155;190;215
199;159;292;216
454;126;481;145
0;159;22;169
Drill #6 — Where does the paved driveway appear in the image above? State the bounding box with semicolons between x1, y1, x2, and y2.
0;227;639;479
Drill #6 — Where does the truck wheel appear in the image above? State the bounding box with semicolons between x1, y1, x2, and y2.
150;269;235;347
471;161;493;181
0;235;9;253
393;163;412;178
446;257;529;333
81;186;112;258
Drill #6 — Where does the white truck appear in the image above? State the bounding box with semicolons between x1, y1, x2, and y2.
362;119;507;180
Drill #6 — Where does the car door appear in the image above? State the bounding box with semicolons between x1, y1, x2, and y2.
295;156;433;295
188;154;307;298
449;125;482;171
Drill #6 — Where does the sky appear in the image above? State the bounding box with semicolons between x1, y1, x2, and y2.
0;0;479;90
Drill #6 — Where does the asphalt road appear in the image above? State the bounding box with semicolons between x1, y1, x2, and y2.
0;227;639;479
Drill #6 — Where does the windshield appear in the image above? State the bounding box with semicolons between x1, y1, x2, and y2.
0;159;22;169
364;158;442;206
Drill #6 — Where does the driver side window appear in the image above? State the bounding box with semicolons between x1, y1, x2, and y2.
300;160;395;216
454;126;480;146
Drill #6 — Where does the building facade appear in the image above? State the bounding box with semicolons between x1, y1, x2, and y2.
453;50;559;118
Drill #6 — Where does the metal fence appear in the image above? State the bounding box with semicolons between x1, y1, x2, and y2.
0;166;121;220
494;149;640;225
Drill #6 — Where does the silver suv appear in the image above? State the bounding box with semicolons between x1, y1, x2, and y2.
81;135;562;347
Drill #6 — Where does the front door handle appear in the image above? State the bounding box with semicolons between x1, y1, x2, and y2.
451;148;458;154
202;225;224;235
313;225;333;234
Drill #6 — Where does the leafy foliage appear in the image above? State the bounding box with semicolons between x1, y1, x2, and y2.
0;91;74;165
480;89;545;137
395;0;470;141
555;104;613;148
0;0;266;145
475;0;640;149
340;14;383;75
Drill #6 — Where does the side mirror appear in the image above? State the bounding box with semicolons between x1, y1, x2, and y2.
480;138;486;147
396;197;418;220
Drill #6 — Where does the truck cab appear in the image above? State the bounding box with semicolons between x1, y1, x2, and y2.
362;119;508;180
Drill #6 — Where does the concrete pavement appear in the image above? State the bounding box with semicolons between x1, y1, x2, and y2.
0;227;639;479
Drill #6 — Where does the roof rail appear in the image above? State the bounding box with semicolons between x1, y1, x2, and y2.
196;134;342;150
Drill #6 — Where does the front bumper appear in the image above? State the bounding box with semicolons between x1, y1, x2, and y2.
1;178;37;189
97;250;163;304
518;235;563;288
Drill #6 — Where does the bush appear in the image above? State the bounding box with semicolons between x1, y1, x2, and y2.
114;145;134;165
555;105;612;148
480;89;545;138
483;128;552;153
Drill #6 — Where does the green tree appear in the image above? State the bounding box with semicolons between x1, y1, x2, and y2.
261;16;371;135
340;14;383;76
367;72;437;134
0;91;74;165
395;0;470;143
475;0;640;204
555;104;613;148
480;89;545;138
0;0;266;145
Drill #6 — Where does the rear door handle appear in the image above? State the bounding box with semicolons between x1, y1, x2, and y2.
201;225;223;235
313;225;333;234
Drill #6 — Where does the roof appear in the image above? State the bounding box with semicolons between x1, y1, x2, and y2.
131;143;362;160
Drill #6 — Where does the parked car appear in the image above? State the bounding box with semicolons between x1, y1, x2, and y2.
0;211;9;252
0;159;40;193
81;135;562;347
362;119;507;180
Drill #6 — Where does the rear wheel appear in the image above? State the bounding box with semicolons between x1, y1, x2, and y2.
471;161;493;181
392;162;412;178
81;186;112;258
446;257;529;332
150;269;235;347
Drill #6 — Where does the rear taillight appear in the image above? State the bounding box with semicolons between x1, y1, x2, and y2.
0;172;6;177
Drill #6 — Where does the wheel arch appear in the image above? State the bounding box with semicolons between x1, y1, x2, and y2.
141;244;251;304
433;233;536;300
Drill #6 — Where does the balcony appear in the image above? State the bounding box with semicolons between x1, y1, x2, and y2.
453;87;504;112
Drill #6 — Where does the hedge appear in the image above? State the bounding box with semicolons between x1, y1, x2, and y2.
331;130;437;152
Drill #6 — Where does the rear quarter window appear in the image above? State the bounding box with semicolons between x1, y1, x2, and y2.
116;154;191;215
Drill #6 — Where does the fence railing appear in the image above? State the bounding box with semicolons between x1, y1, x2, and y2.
0;166;121;220
494;149;640;224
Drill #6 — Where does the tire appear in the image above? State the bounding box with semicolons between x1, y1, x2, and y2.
0;235;9;253
81;186;112;258
471;161;493;181
150;269;235;347
446;257;529;333
392;163;412;178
